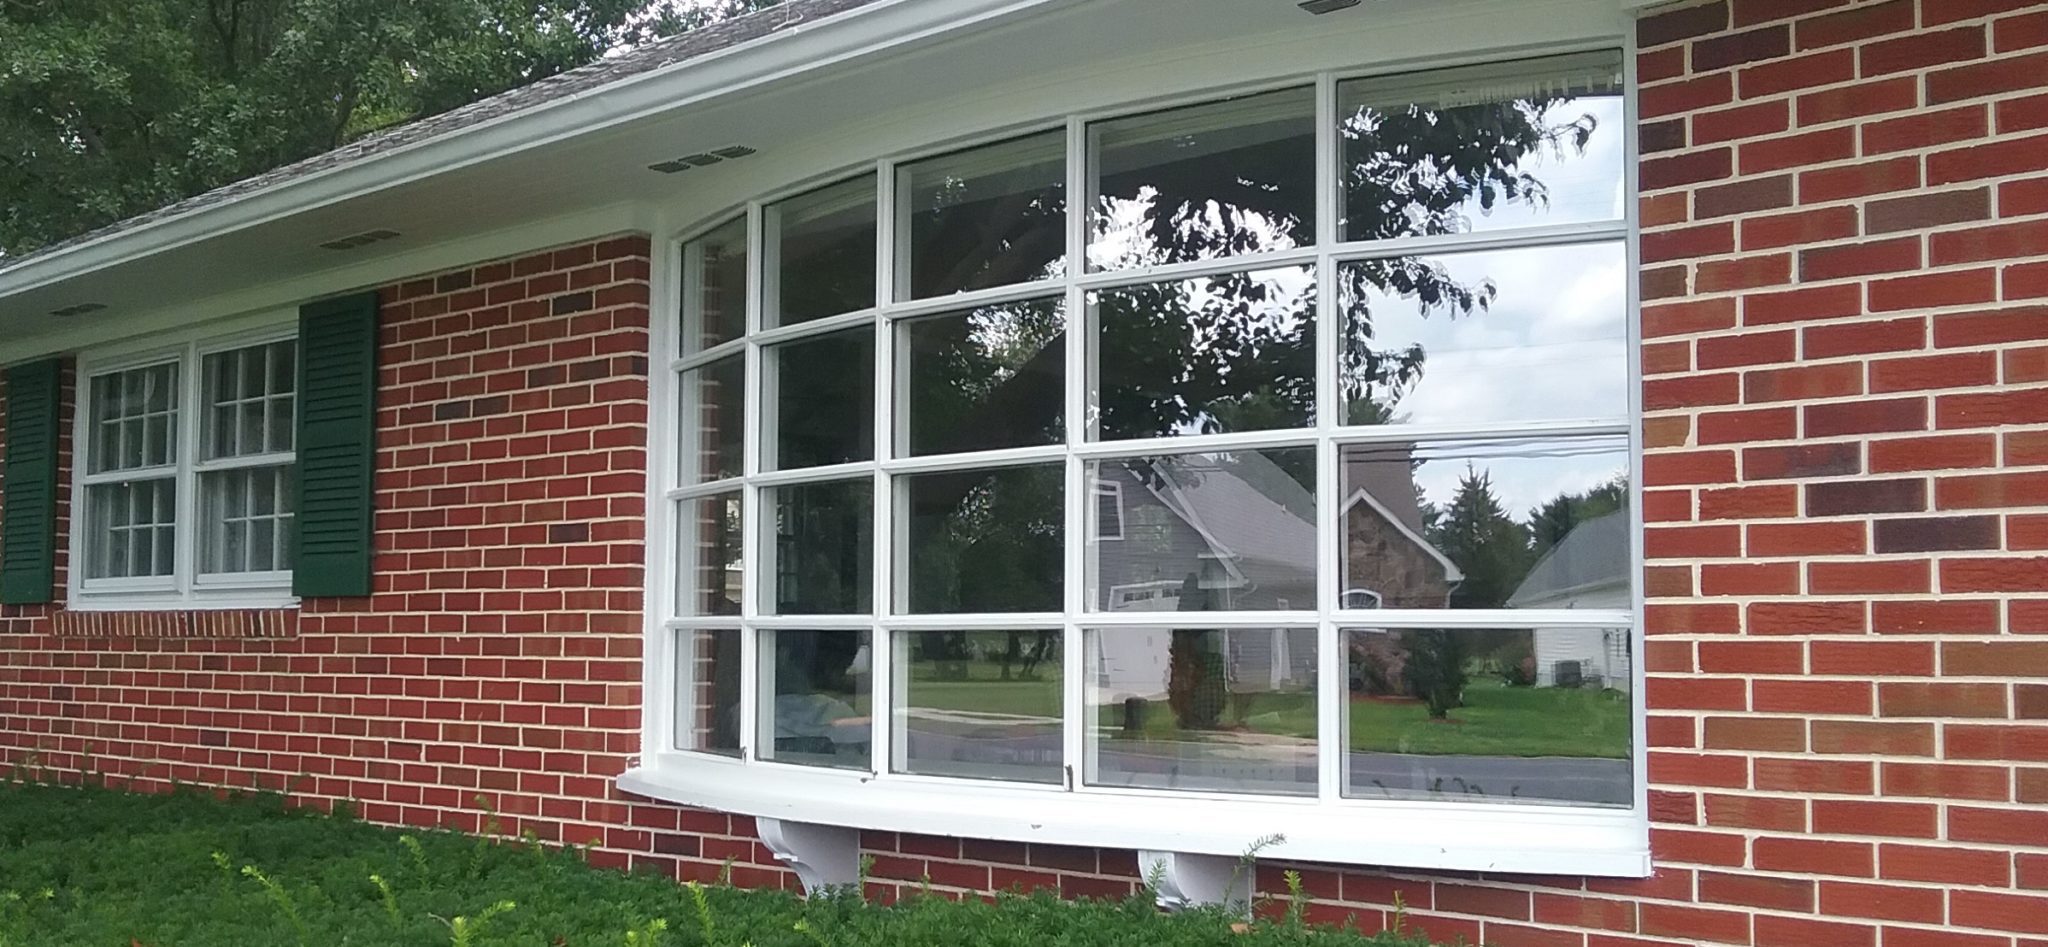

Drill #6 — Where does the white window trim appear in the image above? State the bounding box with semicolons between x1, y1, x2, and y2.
633;39;1649;878
68;314;301;611
1091;480;1125;542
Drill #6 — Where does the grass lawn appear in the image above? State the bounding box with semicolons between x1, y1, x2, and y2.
0;779;1441;947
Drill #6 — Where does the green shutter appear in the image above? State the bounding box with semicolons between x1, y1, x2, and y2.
1;358;62;605
294;292;380;597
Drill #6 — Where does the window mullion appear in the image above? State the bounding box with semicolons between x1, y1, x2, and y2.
175;343;201;595
739;199;766;763
1314;69;1344;803
871;156;897;779
1060;113;1089;795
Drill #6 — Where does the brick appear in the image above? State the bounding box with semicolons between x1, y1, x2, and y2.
1945;640;2048;677
1813;800;1941;839
1741;205;1860;250
1870;352;1997;393
1644;339;1690;377
1799;238;1924;282
1940;388;2048;427
1806;397;1927;437
1869;191;1994;239
1753;836;1875;876
1936;472;2048;509
1698;176;1797;221
1748;600;1868;635
1704;716;1806;752
1705;793;1806;832
1932;221;2048;266
1646;372;1742;410
1796;0;1914;50
1998;92;2048;133
1640;118;1687;155
1948;725;2048;762
1808;557;1930;594
1695;100;1791;145
1873;516;2000;553
1881;843;2014;886
1878;928;2011;947
1998;10;2048;52
1863;24;1989;75
1698;330;1796;369
1805;478;1926;516
1643;298;1737;338
1799;76;1918;125
1882;762;2011;801
2012;346;2048;383
1862;104;1991;155
1740;48;1855;98
1928;50;2048;104
1742;127;1855;175
1880;682;2008;718
1701;406;1799;443
1699;483;1798;519
1743;442;1863;479
1745;362;1863;402
1436;883;1530;921
1640;1;1729;47
1931;133;2048;186
1698;870;1813;911
1805;316;1928;358
1642;148;1734;191
1817;880;1945;924
1642;265;1689;301
1869;433;1997;472
2001;178;2048;217
1747;521;1867;556
1801;157;1920;204
1743;283;1863;325
1813;720;1936;756
1697;253;1792;292
1699;639;1803;674
1812;640;1934;675
1925;0;2042;26
1754;678;1873;714
1696;24;1792;71
1952;891;2048;936
1639;903;1750;945
1645;450;1738;486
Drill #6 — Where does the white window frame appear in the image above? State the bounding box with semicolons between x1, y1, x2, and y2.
69;314;300;611
633;43;1648;878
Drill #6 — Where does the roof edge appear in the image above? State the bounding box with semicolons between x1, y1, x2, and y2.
0;0;1070;301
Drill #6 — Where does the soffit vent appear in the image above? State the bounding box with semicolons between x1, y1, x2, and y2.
649;145;759;174
1299;0;1362;12
319;229;402;251
49;302;107;318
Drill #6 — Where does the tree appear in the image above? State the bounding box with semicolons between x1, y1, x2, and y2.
0;0;782;254
1528;475;1629;557
1429;468;1533;611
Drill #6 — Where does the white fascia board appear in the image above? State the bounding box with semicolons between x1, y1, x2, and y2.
0;0;1073;302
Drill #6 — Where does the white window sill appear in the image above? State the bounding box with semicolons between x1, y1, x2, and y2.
65;590;299;612
619;754;1651;877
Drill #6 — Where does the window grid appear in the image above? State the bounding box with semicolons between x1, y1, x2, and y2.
75;329;299;602
665;55;1638;814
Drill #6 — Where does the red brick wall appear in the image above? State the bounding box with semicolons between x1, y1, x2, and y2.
9;1;2048;943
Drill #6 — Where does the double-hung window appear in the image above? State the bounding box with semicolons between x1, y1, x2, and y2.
74;327;298;607
649;49;1643;874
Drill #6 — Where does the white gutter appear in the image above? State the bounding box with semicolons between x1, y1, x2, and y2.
0;0;1071;301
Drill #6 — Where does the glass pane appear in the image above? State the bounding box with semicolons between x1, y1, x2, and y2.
1341;435;1630;610
1085;627;1317;795
769;176;877;327
86;480;174;579
275;467;297;571
761;629;873;769
902;297;1064;456
765;479;873;615
676;628;743;756
238;347;265;405
768;327;874;470
239;400;267;454
1087;447;1315;613
269;395;295;452
682;355;745;484
680;492;743;617
901;464;1063;614
119;419;144;469
269;340;297;396
1339;242;1627;428
1089;87;1316;271
683;217;749;355
1344;625;1632;807
894;630;1062;783
1091;265;1315;440
1339;52;1625;242
900;131;1066;299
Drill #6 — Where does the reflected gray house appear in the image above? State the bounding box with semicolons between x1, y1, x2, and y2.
1509;511;1632;693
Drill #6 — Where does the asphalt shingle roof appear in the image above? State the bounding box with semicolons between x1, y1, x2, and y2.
0;0;887;275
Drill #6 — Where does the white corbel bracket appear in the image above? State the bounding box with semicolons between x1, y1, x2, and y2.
1139;849;1249;914
757;818;862;896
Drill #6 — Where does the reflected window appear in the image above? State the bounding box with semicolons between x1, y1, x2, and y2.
902;298;1064;456
895;630;1063;782
1090;87;1316;271
1091;265;1316;441
902;464;1063;614
900;132;1066;298
767;176;877;327
682;217;748;355
680;355;744;484
1339;242;1628;428
762;629;873;769
677;628;743;755
1085;626;1318;796
767;327;873;470
1341;436;1630;611
680;492;742;616
1344;626;1632;807
765;480;873;616
1339;52;1624;241
1087;448;1316;613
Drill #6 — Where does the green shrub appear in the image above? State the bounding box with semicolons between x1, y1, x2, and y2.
0;779;1443;947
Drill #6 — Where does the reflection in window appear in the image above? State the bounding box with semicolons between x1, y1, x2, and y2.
1341;436;1630;611
768;327;873;470
766;480;873;616
1085;627;1317;795
1339;242;1627;428
677;628;742;756
1093;481;1124;541
1091;265;1316;440
86;479;176;579
762;629;873;769
89;362;178;475
902;298;1064;456
1344;626;1631;807
768;176;877;327
902;464;1063;614
201;467;295;574
681;492;742;616
1087;448;1316;613
682;217;748;354
681;355;744;484
900;132;1066;298
895;630;1062;783
1339;52;1624;242
1090;87;1316;271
